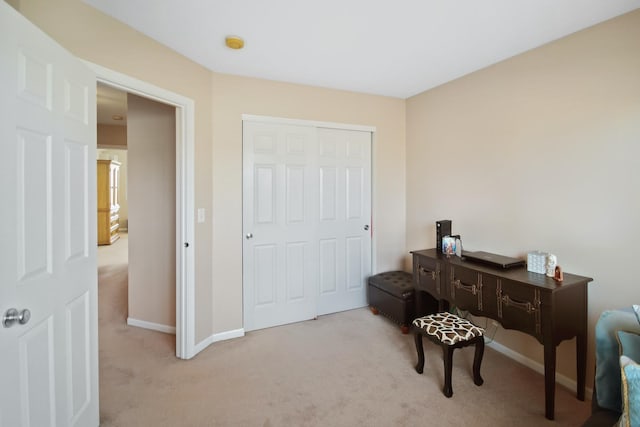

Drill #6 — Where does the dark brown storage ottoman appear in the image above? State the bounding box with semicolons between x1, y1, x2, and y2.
368;271;415;334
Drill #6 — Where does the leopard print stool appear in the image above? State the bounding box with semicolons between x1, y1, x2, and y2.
412;312;485;397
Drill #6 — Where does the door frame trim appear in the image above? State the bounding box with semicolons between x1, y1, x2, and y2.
242;114;376;133
86;61;196;359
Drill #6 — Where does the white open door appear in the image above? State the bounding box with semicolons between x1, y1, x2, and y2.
0;3;99;426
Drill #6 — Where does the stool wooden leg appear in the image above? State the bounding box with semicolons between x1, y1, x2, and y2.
473;336;485;386
442;345;454;398
414;333;425;374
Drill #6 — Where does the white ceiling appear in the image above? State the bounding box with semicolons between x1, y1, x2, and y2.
85;0;639;99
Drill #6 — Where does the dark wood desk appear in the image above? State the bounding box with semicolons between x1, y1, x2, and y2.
411;249;592;420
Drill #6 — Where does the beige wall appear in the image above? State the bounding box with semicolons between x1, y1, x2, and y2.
211;73;407;332
98;124;127;147
406;10;640;386
127;94;176;326
17;0;214;342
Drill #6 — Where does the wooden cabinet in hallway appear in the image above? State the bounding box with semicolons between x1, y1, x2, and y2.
97;159;121;245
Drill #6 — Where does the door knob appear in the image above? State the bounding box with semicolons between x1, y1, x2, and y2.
245;233;253;239
364;225;369;231
3;308;31;328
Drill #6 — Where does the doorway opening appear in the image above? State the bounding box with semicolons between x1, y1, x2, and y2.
97;82;177;339
89;61;196;359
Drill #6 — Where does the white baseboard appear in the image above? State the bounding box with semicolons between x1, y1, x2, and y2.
487;339;593;400
127;317;176;334
193;328;245;355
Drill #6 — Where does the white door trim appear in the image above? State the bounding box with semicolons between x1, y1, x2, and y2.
242;114;376;133
84;61;196;360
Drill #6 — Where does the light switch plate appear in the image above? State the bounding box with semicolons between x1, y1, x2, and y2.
197;208;205;223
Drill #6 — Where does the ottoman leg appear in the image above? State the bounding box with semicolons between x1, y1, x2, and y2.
473;336;485;386
442;345;454;398
414;332;425;374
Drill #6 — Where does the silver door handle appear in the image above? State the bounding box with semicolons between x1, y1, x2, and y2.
245;233;253;239
3;308;31;328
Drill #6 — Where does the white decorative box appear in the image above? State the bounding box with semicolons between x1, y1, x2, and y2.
527;251;547;274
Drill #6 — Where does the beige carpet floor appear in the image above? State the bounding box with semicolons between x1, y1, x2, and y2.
97;237;591;426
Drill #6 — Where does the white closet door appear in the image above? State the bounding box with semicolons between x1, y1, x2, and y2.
243;120;372;331
316;128;371;315
243;122;319;331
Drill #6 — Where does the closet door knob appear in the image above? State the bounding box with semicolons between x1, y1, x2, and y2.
3;308;31;328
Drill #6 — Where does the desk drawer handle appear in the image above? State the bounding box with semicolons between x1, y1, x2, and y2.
453;279;477;295
502;295;535;314
418;265;437;281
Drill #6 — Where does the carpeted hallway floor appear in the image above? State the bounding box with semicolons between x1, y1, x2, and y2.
97;236;591;426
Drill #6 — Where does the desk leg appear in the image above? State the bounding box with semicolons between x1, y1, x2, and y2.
543;343;556;420
577;331;587;401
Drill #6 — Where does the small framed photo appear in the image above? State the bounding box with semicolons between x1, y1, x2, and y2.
442;236;456;255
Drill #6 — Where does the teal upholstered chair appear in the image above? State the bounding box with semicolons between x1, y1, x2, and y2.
583;306;640;426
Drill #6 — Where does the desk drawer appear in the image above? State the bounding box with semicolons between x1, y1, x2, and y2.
450;265;485;312
497;279;542;340
414;255;443;299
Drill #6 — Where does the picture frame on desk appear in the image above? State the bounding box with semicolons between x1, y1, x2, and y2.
441;236;456;255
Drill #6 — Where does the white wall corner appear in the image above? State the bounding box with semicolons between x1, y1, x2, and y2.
192;328;246;356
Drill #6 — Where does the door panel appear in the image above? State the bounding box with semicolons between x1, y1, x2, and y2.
319;239;338;294
65;141;89;261
317;128;371;315
19;317;56;427
243;122;318;331
17;129;53;279
256;165;275;223
66;292;92;424
346;236;364;290
0;3;98;426
346;166;363;219
319;166;337;220
254;244;277;306
286;166;305;223
285;242;307;300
